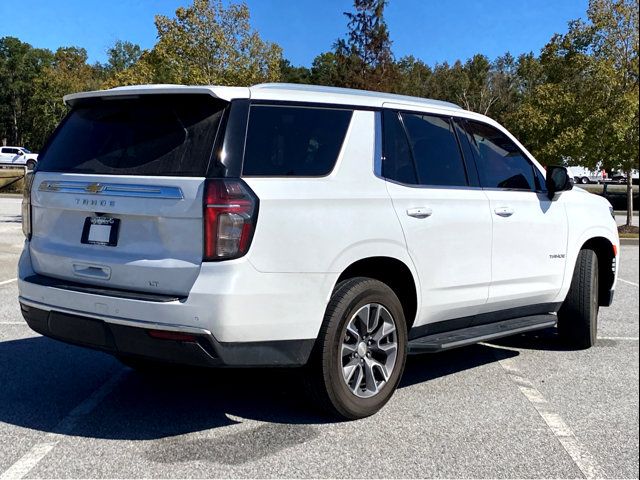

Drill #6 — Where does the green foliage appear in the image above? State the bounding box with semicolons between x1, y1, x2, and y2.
0;37;53;148
333;0;396;91
507;0;638;176
110;0;282;86
106;40;142;74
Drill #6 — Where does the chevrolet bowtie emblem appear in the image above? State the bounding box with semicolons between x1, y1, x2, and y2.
85;183;105;194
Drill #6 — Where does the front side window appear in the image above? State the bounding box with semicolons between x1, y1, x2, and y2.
465;120;541;191
243;105;353;176
400;113;468;187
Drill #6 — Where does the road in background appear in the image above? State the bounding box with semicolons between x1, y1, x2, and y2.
0;197;638;479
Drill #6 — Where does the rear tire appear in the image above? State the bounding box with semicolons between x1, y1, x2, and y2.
558;249;599;349
305;277;407;420
580;176;590;184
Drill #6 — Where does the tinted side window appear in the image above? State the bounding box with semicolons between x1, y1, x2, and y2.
466;120;538;191
382;110;418;184
243;105;353;176
401;113;468;187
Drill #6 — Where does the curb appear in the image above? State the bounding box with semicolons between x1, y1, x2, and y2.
620;238;639;246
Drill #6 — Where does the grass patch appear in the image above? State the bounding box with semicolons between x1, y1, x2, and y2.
618;224;639;239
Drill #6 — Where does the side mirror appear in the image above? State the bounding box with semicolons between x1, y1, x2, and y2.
16;151;24;156
546;166;573;200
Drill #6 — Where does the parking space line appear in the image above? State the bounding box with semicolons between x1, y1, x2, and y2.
618;278;639;287
0;369;125;480
0;278;17;287
598;336;639;341
496;355;606;479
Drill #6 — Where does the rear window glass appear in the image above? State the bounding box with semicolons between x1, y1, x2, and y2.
37;94;227;176
243;105;353;176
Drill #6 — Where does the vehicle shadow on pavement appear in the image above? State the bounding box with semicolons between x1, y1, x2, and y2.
490;327;575;351
1;335;519;443
401;343;519;388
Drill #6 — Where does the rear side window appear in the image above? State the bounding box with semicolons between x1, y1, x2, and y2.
465;120;541;191
37;94;227;176
400;113;468;187
242;105;353;176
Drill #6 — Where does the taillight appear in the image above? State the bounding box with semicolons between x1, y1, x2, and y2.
21;172;34;239
203;179;258;261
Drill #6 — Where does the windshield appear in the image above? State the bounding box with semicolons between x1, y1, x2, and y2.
37;94;227;176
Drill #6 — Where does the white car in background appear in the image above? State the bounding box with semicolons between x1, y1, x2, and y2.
0;146;38;169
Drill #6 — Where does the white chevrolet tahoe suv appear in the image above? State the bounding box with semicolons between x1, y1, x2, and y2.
18;83;620;419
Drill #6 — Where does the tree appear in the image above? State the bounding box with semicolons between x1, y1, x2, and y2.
587;0;638;224
394;55;432;98
28;47;101;149
279;59;311;84
508;0;638;225
334;0;395;91
110;0;282;87
106;40;142;74
0;37;53;147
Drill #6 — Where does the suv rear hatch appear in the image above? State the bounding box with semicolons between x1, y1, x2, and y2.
29;92;228;297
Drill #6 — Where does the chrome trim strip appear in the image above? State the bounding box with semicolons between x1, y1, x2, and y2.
37;181;184;199
19;296;212;335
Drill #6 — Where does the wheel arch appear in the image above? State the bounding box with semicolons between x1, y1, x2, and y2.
335;256;419;329
580;236;616;306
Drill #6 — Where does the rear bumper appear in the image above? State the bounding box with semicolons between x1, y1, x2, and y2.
18;246;334;344
20;302;314;367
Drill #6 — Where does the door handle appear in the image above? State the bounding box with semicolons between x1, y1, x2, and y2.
407;207;433;219
494;206;515;217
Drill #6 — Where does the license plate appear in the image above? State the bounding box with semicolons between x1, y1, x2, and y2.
81;216;120;247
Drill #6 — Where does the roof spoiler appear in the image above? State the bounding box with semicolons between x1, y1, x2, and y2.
63;85;250;107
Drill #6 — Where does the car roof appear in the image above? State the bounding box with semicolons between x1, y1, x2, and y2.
249;83;462;111
63;82;463;113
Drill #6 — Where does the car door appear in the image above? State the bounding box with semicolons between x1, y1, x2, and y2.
381;109;492;331
0;147;13;164
463;119;568;312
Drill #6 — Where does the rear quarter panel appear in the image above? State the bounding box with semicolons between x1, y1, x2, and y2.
242;109;416;285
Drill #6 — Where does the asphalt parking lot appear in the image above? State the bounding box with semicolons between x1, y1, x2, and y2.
0;196;638;479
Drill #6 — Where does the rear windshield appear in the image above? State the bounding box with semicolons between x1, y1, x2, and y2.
37;94;227;176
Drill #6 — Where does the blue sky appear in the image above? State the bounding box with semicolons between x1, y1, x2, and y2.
0;0;588;66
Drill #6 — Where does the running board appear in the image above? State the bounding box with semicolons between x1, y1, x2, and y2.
408;314;557;353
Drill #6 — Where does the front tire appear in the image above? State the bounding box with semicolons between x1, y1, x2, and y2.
26;160;36;170
558;249;599;349
580;176;590;184
305;277;408;419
